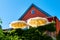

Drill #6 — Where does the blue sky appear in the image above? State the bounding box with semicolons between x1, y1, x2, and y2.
0;0;60;29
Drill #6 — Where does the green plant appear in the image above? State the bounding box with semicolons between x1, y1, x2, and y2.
0;22;56;40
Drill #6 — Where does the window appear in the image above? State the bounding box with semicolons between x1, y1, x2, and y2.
31;10;35;14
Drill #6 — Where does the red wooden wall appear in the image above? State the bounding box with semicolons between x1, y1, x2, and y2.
21;6;48;21
55;18;60;34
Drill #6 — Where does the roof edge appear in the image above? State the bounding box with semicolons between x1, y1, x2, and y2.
18;4;52;20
